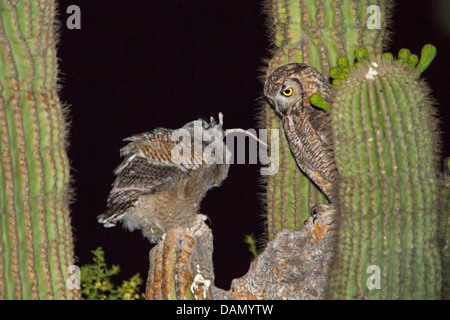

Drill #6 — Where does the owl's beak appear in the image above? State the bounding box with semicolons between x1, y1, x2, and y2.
209;117;217;128
276;103;287;115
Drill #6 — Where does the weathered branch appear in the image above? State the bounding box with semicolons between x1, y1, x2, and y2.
229;210;335;300
146;215;232;300
146;209;336;300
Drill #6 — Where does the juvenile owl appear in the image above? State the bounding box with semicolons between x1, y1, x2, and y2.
264;63;337;201
98;115;230;243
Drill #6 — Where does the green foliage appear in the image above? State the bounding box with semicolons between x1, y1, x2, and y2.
310;93;330;112
244;234;259;260
416;44;437;74
355;48;370;63
331;45;437;86
81;247;144;300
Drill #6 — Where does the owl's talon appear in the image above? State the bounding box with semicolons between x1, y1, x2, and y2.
310;204;335;227
313;215;319;224
310;205;319;224
310;205;317;217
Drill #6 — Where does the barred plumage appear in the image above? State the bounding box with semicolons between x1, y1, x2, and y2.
98;116;230;243
264;63;337;201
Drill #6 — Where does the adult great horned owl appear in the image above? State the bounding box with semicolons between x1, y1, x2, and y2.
264;63;337;201
98;115;230;243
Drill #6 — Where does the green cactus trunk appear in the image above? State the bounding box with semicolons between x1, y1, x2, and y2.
328;62;442;299
264;0;444;299
263;0;391;238
0;1;77;299
440;177;450;299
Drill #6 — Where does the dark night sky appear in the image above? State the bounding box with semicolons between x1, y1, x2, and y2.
57;0;450;290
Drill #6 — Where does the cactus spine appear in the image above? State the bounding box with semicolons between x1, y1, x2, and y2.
264;0;391;239
0;1;77;299
328;61;442;299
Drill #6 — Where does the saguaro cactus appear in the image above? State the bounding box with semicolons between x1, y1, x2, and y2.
440;173;450;299
264;0;445;299
263;0;391;239
146;0;447;300
0;1;77;299
328;57;442;299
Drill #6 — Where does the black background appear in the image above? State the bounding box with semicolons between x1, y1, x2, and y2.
57;0;450;290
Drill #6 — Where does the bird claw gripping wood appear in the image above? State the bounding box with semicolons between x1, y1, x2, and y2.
307;204;336;243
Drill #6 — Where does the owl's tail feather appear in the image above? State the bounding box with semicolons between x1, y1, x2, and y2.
97;212;118;228
97;200;135;228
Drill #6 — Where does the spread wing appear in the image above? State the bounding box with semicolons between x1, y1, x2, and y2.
97;129;193;227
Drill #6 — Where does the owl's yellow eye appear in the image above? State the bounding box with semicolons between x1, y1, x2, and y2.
282;88;293;97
